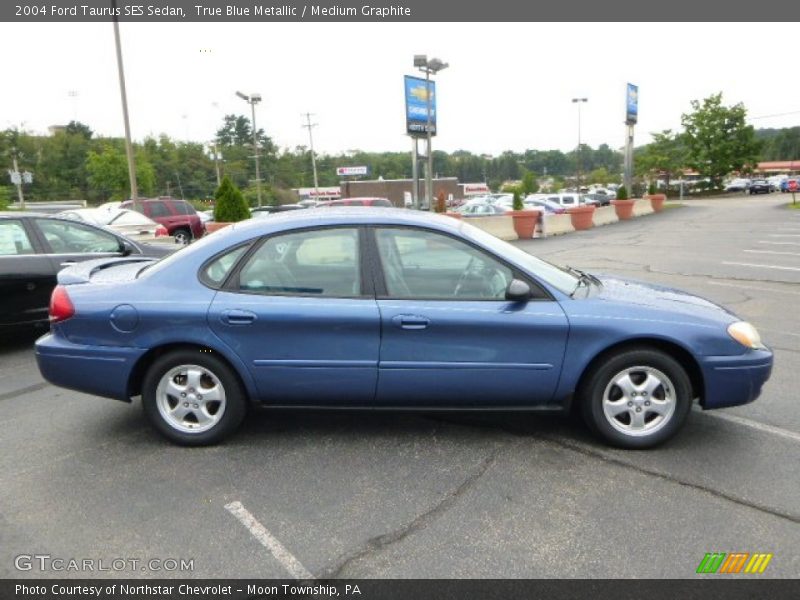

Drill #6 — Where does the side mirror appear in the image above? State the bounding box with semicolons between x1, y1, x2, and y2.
119;240;134;256
505;279;531;302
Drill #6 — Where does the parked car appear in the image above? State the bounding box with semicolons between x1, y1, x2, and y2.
583;193;612;207
780;177;799;193
120;198;204;244
725;179;751;192
538;193;585;208
524;197;567;214
251;204;306;217
0;213;172;334
457;203;508;216
748;180;772;195
35;209;772;449
321;197;393;207
59;208;170;243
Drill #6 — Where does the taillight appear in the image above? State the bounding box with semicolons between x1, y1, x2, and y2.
155;225;168;237
49;285;75;323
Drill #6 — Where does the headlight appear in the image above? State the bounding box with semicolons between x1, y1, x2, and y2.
727;321;766;350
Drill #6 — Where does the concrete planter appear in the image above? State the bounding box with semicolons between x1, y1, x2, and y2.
204;222;232;234
611;198;636;220
567;205;595;230
646;193;667;212
509;210;538;239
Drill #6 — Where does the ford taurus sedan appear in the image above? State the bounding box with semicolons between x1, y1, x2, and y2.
34;209;773;448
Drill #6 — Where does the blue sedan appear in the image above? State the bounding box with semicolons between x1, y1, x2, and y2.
35;209;773;448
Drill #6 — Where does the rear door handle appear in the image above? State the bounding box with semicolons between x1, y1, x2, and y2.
221;309;257;325
392;315;430;330
60;260;77;267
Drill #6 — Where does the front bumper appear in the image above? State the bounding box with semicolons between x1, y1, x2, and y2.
698;349;773;409
35;332;146;402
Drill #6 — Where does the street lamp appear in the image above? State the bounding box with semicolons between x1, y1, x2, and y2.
415;55;448;211
235;91;263;207
572;97;588;193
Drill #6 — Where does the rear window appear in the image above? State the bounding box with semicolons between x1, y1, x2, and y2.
370;199;392;207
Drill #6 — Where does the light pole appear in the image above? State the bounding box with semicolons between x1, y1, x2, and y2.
112;0;138;208
302;112;320;201
414;55;448;211
236;91;263;207
572;97;588;193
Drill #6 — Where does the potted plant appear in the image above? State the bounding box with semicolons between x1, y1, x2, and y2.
567;202;596;230
644;182;667;212
206;176;250;233
509;190;537;239
611;185;636;220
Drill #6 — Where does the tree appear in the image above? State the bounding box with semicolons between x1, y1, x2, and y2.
214;176;250;222
681;93;761;187
636;129;688;190
520;171;539;195
85;143;155;200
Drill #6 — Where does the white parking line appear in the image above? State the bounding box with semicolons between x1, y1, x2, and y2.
698;410;800;444
744;249;800;257
768;234;800;237
722;261;800;272
706;281;800;296
758;241;800;246
224;501;314;580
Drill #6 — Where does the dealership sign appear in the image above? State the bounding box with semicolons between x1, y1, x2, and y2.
404;75;436;136
336;166;369;177
626;83;638;124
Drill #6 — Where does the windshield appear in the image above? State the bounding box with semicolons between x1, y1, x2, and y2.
460;221;579;294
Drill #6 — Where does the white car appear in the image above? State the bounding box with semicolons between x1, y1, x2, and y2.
59;208;169;243
725;178;751;192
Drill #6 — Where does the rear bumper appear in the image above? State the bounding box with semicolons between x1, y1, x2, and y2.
35;332;146;402
699;349;773;409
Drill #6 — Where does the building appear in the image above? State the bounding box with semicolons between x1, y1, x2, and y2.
340;177;460;208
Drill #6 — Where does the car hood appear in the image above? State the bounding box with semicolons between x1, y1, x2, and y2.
592;275;738;324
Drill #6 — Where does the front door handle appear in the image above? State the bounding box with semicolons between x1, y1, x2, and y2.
392;315;430;330
221;309;257;325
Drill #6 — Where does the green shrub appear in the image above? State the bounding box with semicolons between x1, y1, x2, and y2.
213;176;250;222
648;182;657;195
512;189;524;211
616;185;629;200
0;186;11;210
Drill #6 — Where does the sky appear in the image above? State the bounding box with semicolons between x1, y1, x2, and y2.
2;22;800;157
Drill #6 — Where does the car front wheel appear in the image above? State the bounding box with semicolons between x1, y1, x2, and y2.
142;350;246;445
580;348;692;449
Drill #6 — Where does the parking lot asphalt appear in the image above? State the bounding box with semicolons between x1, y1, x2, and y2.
1;194;798;579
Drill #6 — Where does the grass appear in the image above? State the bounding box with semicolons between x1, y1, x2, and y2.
787;201;800;210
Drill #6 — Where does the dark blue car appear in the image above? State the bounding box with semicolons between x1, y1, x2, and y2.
35;209;773;448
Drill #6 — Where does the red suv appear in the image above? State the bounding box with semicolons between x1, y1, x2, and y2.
120;198;204;244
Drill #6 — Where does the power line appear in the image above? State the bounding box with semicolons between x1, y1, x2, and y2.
749;110;800;121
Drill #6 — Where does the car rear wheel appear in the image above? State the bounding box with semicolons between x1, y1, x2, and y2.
580;348;692;449
142;350;246;445
173;228;191;245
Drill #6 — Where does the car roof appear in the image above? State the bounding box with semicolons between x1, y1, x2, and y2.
226;207;462;236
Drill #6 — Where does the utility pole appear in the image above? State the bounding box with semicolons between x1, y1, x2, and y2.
236;91;263;207
111;0;138;208
572;97;588;193
302;112;320;200
210;141;222;187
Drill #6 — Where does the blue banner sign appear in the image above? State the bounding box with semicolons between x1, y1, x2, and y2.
405;75;436;136
626;83;638;124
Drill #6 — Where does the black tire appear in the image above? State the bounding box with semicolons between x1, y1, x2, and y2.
579;348;692;449
173;228;192;245
142;350;247;446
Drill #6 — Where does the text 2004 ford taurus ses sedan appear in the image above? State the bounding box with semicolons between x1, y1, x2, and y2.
35;209;773;448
